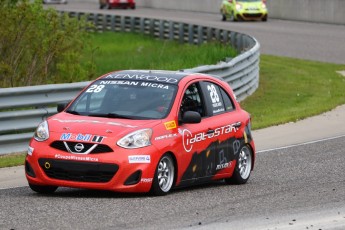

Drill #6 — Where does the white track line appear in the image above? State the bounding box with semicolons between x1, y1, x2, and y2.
0;185;26;190
257;134;345;153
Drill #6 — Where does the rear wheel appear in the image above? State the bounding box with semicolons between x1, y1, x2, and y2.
225;145;252;184
150;154;175;196
222;14;227;21
29;183;58;194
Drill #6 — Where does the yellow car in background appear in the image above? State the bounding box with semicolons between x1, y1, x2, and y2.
221;0;268;22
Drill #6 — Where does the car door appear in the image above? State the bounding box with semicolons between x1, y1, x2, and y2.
199;81;243;178
178;82;217;185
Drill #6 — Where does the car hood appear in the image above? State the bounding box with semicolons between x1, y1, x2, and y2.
239;1;263;9
47;112;162;137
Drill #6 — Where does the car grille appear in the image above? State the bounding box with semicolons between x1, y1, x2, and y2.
243;13;263;18
245;7;259;11
50;141;113;154
38;158;119;183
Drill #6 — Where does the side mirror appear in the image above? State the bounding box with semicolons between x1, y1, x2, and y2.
57;101;70;113
181;111;201;124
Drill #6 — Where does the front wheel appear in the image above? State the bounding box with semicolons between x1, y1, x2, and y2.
29;183;58;194
225;145;253;184
102;3;111;9
150;154;175;196
229;11;236;22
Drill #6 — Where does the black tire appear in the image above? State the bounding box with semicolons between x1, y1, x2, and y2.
222;14;226;21
29;183;58;194
225;145;253;185
262;15;268;22
230;12;236;22
150;154;175;196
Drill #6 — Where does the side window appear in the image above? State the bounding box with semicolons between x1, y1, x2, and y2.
205;82;226;115
202;81;235;115
219;87;235;111
180;83;205;117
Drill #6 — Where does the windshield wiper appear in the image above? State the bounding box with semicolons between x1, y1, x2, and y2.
88;113;133;119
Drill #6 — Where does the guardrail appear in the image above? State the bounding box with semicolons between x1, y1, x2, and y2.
0;12;260;155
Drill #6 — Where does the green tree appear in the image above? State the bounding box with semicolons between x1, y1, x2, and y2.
0;0;95;87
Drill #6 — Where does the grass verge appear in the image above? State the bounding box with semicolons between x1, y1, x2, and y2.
84;32;238;77
0;153;26;168
241;55;345;129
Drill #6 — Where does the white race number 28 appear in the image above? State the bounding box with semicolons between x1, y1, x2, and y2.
86;85;105;93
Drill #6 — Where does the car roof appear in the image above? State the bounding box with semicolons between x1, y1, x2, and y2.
100;70;191;85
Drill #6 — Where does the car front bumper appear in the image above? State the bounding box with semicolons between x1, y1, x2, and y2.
25;140;158;193
236;10;268;20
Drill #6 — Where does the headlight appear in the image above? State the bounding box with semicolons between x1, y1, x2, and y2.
236;3;242;10
34;120;49;142
262;3;267;9
117;129;152;149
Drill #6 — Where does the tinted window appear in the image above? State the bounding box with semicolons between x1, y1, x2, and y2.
201;81;236;115
220;87;235;111
180;83;205;117
204;82;226;115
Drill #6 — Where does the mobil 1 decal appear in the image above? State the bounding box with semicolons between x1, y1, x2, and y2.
60;133;104;143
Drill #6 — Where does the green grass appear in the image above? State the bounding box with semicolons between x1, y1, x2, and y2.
241;55;345;129
84;32;237;76
1;33;345;167
0;153;26;168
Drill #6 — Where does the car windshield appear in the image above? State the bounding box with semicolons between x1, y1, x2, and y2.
66;79;177;119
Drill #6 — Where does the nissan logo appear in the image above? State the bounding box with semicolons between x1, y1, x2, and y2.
74;143;84;152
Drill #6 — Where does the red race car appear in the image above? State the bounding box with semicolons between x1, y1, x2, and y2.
25;70;256;195
99;0;136;9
